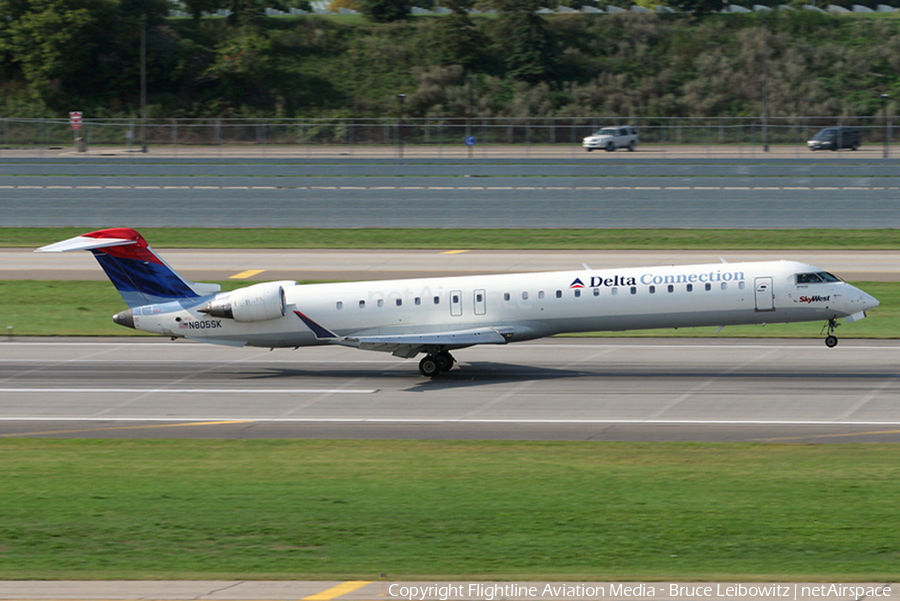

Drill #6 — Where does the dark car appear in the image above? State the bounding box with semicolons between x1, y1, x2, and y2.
807;127;861;151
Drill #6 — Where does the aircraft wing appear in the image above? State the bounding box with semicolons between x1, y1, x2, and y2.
339;327;513;358
294;310;513;357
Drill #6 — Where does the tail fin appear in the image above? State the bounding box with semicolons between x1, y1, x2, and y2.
36;228;220;308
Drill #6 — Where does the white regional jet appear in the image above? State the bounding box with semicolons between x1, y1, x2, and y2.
38;228;880;377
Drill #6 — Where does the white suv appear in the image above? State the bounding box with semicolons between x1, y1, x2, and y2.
583;126;638;152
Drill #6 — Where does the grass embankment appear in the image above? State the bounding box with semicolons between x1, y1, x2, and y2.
1;439;898;580
1;280;894;337
3;227;900;250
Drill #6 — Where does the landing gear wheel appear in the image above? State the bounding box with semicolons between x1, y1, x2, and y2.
628;140;636;151
435;351;455;372
418;352;456;377
606;142;616;152
821;317;840;348
418;355;441;378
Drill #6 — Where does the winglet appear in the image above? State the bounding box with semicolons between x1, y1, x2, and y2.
294;311;339;339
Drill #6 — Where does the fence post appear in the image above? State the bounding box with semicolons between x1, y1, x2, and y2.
570;120;576;158
349;119;354;157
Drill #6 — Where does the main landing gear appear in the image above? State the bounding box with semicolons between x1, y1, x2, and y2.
418;351;456;377
822;317;840;348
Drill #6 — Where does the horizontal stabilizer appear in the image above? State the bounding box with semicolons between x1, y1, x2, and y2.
35;236;136;253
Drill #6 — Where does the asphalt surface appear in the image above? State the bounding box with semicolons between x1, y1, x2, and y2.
2;155;900;228
2;338;898;443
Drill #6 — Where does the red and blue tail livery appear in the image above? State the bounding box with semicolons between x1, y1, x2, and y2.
36;228;219;308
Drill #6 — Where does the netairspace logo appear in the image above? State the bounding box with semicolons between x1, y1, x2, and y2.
386;582;894;601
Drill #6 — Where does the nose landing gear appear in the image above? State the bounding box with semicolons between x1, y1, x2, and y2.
418;351;456;377
822;317;840;348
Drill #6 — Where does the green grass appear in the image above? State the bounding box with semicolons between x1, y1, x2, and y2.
1;280;894;338
4;227;900;250
0;280;248;336
0;439;898;580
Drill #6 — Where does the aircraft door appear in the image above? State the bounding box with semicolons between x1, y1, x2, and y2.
474;289;486;315
755;277;774;311
450;290;463;317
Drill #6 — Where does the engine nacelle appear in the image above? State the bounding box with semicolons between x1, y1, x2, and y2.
200;281;294;323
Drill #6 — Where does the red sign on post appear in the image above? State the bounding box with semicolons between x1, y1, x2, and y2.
69;111;83;131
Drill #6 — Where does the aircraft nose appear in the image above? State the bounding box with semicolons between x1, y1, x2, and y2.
862;292;880;311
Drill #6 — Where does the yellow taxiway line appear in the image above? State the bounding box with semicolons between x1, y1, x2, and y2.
230;269;266;279
302;581;373;601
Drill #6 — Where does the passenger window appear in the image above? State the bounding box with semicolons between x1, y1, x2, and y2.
686;284;693;292
504;293;510;301
538;291;545;299
649;286;655;294
705;283;711;291
668;285;674;293
738;281;745;290
522;291;529;300
476;293;483;303
574;289;581;298
336;301;343;310
396;298;402;306
434;296;440;304
630;287;637;295
452;294;459;303
377;299;384;308
721;282;728;290
593;288;600;296
359;300;365;309
612;288;618;296
556;290;562;299
415;297;421;305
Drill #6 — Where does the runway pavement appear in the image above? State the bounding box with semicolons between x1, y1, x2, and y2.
2;155;900;228
1;338;898;443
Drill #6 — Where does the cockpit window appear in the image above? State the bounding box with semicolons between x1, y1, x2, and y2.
797;272;842;284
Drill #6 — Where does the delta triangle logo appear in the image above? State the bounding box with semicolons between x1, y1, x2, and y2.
569;278;585;289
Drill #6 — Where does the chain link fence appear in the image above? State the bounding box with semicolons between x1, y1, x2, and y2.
1;116;895;157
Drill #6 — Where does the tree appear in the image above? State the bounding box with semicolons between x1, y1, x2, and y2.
183;0;226;21
360;0;410;22
0;0;116;94
666;0;725;15
492;0;556;82
432;0;488;69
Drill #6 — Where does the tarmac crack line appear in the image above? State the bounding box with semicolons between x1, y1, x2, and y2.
646;348;781;420
834;375;899;421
